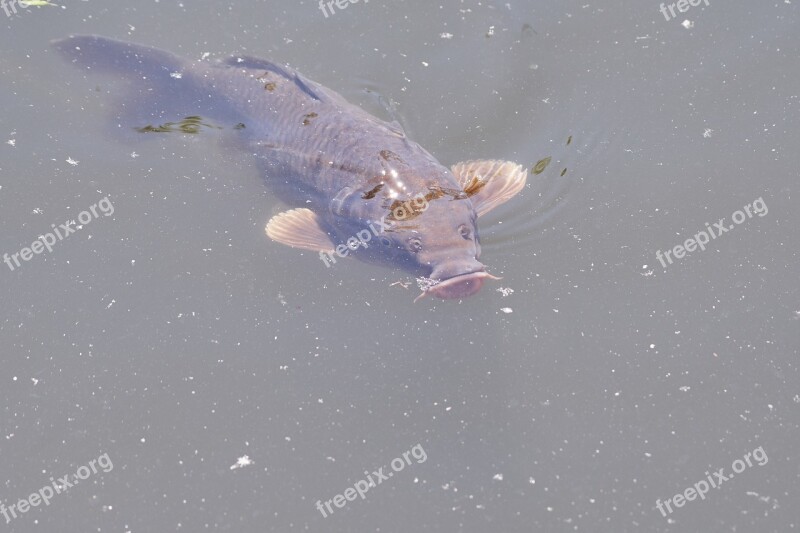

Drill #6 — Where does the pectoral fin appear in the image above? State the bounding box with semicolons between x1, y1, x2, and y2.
265;208;336;252
451;160;527;217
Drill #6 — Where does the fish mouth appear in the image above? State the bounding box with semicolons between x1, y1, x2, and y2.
414;271;501;302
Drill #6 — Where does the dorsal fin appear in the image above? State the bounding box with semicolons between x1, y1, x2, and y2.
221;56;321;101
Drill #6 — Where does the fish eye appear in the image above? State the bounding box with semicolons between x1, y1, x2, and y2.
380;237;391;246
458;224;471;240
409;237;422;253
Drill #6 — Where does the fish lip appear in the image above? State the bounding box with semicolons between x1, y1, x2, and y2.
414;271;501;302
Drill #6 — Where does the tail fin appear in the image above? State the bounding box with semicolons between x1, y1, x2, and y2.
53;35;184;81
53;35;223;136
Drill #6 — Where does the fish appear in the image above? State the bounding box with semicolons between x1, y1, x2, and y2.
53;35;527;300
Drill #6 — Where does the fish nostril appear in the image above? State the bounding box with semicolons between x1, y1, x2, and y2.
458;224;471;240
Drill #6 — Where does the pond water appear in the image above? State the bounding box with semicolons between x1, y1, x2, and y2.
1;0;797;531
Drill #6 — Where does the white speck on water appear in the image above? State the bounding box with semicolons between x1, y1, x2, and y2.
440;32;453;39
230;455;253;470
682;19;694;29
496;287;514;297
416;277;441;292
703;128;714;138
500;307;513;314
170;72;183;79
679;386;691;392
6;139;15;147
746;491;780;510
66;157;79;166
492;473;503;481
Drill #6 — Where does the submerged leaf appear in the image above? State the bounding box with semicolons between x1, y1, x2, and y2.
19;0;59;6
532;156;551;175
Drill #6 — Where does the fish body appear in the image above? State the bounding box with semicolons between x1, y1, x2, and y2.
54;36;527;299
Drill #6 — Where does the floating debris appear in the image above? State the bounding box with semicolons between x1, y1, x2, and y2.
136;115;222;134
230;455;253;470
19;0;59;6
496;287;514;297
532;157;551;175
416;277;441;292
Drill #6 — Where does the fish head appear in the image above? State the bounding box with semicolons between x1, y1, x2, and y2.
379;189;498;300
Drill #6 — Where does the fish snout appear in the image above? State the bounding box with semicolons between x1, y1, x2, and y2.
416;262;501;301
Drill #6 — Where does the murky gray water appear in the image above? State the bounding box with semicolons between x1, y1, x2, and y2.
1;0;798;531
